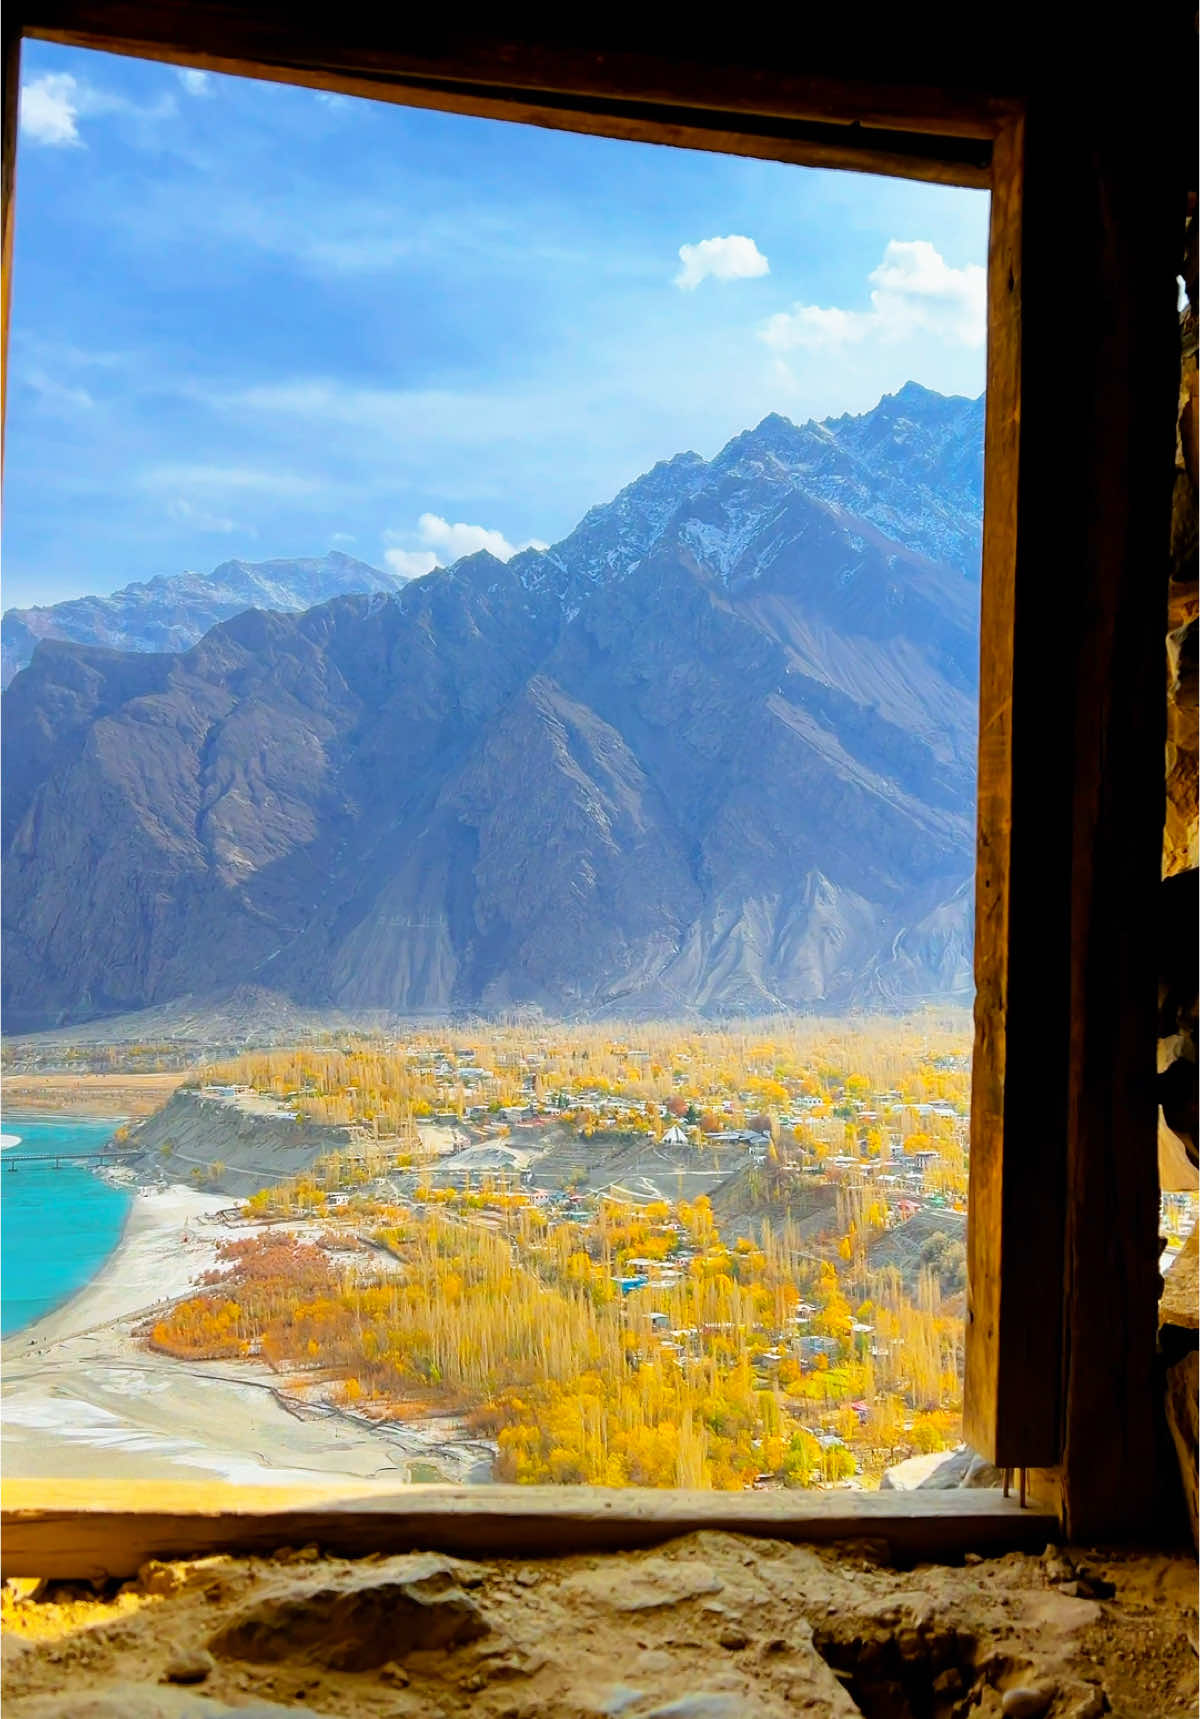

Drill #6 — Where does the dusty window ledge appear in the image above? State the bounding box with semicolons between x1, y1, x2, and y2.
2;1479;1057;1579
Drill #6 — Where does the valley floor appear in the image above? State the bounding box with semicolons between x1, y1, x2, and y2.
0;1072;187;1117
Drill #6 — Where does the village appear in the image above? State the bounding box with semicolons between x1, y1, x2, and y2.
200;1017;971;1193
128;1020;973;1488
38;1014;1188;1491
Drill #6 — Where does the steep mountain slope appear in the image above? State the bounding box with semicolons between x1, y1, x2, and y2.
1;551;401;687
2;386;983;1028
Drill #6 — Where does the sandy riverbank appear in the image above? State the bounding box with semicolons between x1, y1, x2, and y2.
2;1186;495;1489
8;1186;237;1345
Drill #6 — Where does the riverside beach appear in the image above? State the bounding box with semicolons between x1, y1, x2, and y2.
1;1183;494;1488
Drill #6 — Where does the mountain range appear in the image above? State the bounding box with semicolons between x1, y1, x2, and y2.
2;382;984;1030
1;551;404;688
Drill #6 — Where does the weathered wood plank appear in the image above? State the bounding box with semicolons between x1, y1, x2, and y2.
1053;122;1182;1538
1016;76;1188;1535
0;1481;1057;1579
17;11;995;187
19;9;1017;142
1164;1349;1199;1551
969;42;1189;1535
965;114;1064;1469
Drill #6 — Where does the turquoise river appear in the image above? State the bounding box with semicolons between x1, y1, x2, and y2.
1;1116;132;1335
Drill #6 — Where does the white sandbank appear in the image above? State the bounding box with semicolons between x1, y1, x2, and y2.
2;1183;493;1488
11;1185;237;1346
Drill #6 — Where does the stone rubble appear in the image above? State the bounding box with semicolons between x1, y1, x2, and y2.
2;1530;1197;1719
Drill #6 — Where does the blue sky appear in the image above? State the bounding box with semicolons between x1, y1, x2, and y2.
6;43;989;608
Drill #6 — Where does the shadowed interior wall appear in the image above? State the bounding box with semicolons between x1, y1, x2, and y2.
1160;195;1198;1547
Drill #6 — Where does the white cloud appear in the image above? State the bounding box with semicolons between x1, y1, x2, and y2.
20;73;81;147
212;377;604;454
167;497;238;533
674;235;769;291
23;370;94;413
20;69;180;147
315;91;349;111
384;548;438;577
384;512;547;578
19;338;128;371
762;239;986;353
176;68;212;96
141;462;311;498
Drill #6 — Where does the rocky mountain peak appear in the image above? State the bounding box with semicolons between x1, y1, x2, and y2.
711;412;824;477
1;550;403;687
439;548;512;587
823;387;985;526
518;449;712;606
3;385;985;1028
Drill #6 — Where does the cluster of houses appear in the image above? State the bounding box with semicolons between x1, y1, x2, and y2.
612;1253;691;1294
614;1275;886;1401
226;1031;969;1218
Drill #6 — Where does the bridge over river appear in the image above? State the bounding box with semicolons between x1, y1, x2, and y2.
3;1149;135;1172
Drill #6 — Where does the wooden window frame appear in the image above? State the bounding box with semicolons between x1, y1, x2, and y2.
0;14;1185;1570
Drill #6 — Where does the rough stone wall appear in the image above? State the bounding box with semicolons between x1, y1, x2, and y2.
1159;195;1198;1175
1166;199;1199;883
1160;199;1198;1161
1159;204;1199;1183
1160;193;1199;1548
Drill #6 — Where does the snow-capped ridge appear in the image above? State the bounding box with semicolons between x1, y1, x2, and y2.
3;384;984;691
1;551;402;687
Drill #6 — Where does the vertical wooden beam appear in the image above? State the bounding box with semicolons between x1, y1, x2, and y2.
968;47;1187;1535
967;114;1067;1471
1048;112;1182;1541
1;19;19;461
988;78;1182;1536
